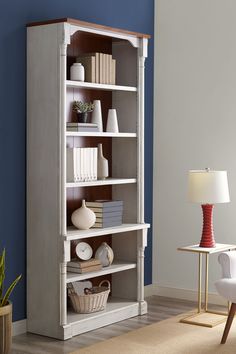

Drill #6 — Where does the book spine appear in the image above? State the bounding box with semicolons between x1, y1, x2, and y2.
95;213;123;219
93;221;122;228
91;56;96;83
112;59;116;85
84;148;89;181
67;265;102;273
89;148;93;181
68;259;101;269
109;55;112;84
104;54;108;84
67;123;98;127
76;148;79;182
88;206;123;213
94;148;98;180
86;201;123;208
67;127;99;132
95;215;122;221
92;211;122;218
80;148;84;181
66;148;76;182
99;53;103;84
95;53;99;83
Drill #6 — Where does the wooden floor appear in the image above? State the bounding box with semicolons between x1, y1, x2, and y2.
12;296;214;354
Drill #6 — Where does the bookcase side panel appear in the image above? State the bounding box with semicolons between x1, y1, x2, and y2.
27;24;62;338
112;41;137;86
112;184;137;222
112;91;137;133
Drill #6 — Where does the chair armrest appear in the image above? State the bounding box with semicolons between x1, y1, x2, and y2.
218;251;236;278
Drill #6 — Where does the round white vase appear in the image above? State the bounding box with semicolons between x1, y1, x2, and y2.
91;100;103;132
71;200;96;230
95;242;114;267
106;109;119;133
70;63;85;81
97;144;109;179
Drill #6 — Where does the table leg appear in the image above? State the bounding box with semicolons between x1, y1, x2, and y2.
205;253;209;311
198;253;202;313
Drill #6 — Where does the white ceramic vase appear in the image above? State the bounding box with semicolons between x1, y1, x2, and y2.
106;109;119;133
70;63;85;81
97;144;109;179
71;200;96;230
91;100;103;132
95;242;114;267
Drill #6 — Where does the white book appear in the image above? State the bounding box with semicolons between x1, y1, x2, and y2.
76;148;81;181
93;148;98;180
80;148;85;181
104;54;108;84
67;148;76;182
89;148;93;181
112;59;116;85
84;148;89;181
109;55;112;84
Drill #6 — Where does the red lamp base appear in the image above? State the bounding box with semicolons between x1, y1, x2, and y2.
199;204;216;248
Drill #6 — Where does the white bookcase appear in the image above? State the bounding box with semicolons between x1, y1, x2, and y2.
27;18;150;340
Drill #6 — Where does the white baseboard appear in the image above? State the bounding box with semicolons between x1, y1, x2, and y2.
144;283;227;306
13;319;27;336
10;285;226;336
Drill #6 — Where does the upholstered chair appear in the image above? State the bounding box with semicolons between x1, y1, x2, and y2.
215;251;236;344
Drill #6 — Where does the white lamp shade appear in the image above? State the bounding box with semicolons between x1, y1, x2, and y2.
188;170;230;204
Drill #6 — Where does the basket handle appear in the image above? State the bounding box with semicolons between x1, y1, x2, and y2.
99;280;111;290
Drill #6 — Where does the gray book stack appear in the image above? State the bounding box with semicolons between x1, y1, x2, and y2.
86;200;123;228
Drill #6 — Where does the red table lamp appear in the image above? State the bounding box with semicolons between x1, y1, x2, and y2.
188;169;230;248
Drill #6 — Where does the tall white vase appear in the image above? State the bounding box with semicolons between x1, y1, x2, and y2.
97;144;109;179
91;100;103;132
106;109;119;133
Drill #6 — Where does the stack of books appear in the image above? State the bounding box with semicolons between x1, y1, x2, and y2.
76;53;116;84
86;200;123;228
67;122;99;132
67;147;98;182
67;258;102;274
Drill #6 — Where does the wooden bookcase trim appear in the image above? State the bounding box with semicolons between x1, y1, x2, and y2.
26;18;151;39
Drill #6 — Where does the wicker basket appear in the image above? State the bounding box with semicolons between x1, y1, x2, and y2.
68;280;110;314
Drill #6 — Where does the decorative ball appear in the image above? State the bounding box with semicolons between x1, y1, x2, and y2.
95;242;114;267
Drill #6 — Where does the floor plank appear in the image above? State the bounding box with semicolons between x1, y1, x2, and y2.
12;296;224;354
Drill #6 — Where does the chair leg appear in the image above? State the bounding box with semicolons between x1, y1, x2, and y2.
221;303;236;344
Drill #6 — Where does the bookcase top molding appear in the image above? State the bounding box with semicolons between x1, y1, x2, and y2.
27;18;151;39
27;18;150;50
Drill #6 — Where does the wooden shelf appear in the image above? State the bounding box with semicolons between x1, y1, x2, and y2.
65;223;150;241
67;298;138;324
66;132;137;138
66;178;136;188
66;80;137;92
64;297;140;338
67;260;136;282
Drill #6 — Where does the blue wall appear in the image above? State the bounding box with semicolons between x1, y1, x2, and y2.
0;0;154;321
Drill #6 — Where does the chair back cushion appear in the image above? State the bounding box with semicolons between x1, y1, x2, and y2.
218;251;236;278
